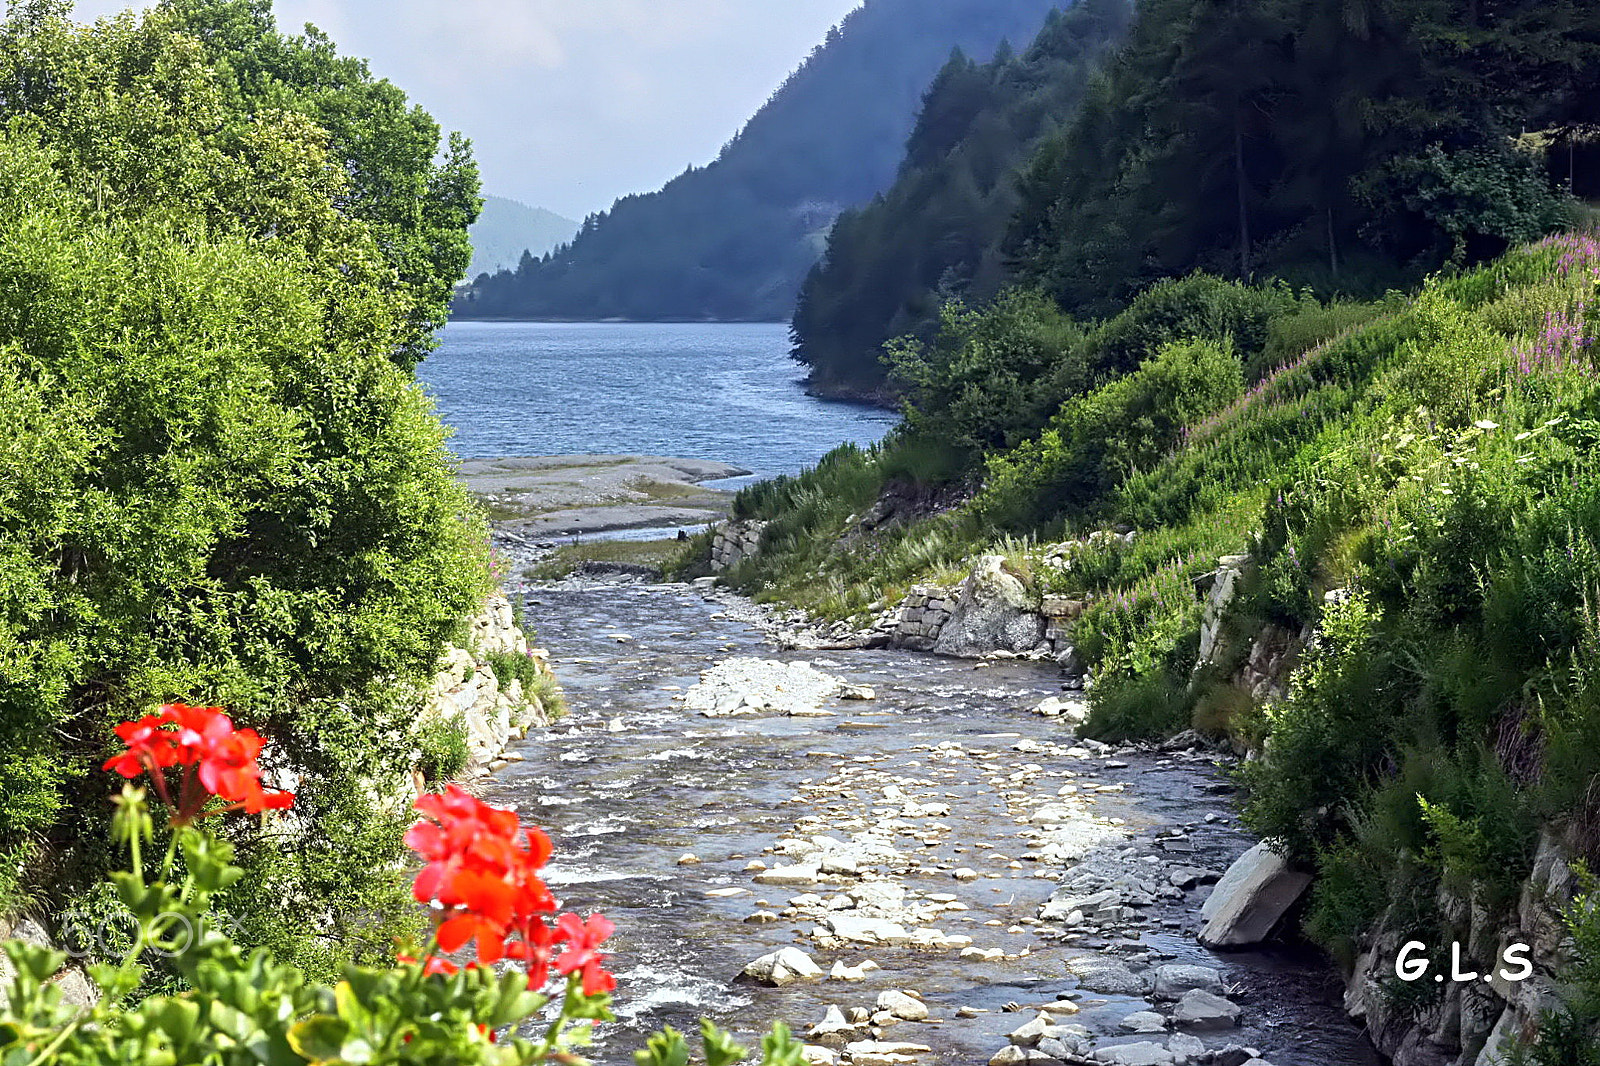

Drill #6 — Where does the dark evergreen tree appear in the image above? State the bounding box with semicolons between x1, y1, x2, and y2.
791;0;1133;398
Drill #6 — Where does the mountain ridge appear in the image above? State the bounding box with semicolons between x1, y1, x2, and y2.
467;195;577;280
454;0;1068;323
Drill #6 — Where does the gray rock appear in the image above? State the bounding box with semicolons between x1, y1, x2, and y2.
1151;964;1223;1000
1120;1011;1167;1034
933;556;1046;657
1198;842;1312;948
1070;959;1147;996
1090;1042;1177;1066
1474;1009;1516;1066
1167;1033;1205;1063
1038;1036;1086;1061
822;915;910;945
1171;989;1241;1030
808;1006;855;1044
1008;1013;1051;1046
877;990;929;1022
742;947;823;986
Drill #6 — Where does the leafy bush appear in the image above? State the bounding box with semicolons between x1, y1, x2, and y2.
887;289;1085;453
416;719;471;787
1088;274;1298;379
0;3;485;974
976;336;1242;530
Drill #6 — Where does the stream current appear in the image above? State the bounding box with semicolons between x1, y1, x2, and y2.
480;572;1381;1066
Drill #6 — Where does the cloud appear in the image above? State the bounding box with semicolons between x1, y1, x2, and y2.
67;0;861;219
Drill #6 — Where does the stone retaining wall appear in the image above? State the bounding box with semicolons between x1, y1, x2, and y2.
711;520;767;572
886;584;958;651
1343;828;1581;1066
885;566;1086;670
419;592;557;779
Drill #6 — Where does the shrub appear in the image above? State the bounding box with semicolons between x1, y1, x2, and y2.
0;4;486;974
416;719;471;787
1088;273;1299;379
976;336;1242;529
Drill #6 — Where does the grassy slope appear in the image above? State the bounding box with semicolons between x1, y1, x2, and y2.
723;236;1600;1022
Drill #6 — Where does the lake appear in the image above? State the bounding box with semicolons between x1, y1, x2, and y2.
419;321;898;482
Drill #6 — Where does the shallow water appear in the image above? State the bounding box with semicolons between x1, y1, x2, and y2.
482;576;1381;1065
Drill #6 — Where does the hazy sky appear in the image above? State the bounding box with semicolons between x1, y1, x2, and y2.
69;1;864;220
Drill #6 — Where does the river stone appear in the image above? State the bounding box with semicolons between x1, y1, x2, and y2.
1171;989;1241;1030
742;947;823;986
1090;1042;1177;1066
877;990;929;1021
755;863;821;885
809;1006;855;1044
1198;842;1312;947
848;882;906;912
830;960;871;981
1041;888;1119;921
1151;964;1223;1000
1120;1011;1167;1033
1034;696;1090;725
800;1047;839;1066
845;1041;932;1066
683;658;845;717
990;1047;1029;1066
1167;1033;1205;1062
932;556;1047;658
1069;958;1147;996
822;915;910;945
1008;1013;1052;1046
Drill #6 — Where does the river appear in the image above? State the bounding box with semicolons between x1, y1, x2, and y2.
430;323;1379;1065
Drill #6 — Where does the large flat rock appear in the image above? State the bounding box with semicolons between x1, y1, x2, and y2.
1199;841;1312;947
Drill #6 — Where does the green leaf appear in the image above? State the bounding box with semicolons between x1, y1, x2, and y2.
332;981;373;1031
151;998;201;1047
286;1016;349;1064
700;1019;749;1066
758;1022;806;1066
633;1025;691;1066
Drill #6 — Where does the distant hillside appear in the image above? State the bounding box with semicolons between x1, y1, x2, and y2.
793;0;1131;399
454;0;1067;322
467;196;577;279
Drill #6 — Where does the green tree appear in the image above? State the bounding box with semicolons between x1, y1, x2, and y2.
0;0;485;977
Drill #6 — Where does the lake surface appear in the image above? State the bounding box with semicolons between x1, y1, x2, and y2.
419;322;898;481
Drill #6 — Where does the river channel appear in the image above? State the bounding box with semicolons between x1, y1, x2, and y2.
480;570;1381;1066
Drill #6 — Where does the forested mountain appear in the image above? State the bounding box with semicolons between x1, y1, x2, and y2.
467;195;576;278
453;0;1066;322
797;0;1600;395
792;0;1132;399
1007;0;1600;317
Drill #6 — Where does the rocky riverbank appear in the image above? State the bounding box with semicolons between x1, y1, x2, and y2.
478;544;1377;1065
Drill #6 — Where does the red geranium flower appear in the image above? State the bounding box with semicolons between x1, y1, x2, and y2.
555;913;617;996
403;788;612;996
103;704;294;824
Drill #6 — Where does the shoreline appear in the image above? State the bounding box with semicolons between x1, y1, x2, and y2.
458;453;747;539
